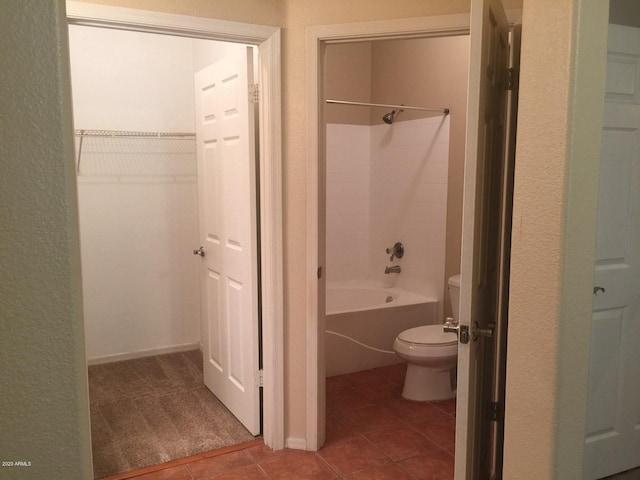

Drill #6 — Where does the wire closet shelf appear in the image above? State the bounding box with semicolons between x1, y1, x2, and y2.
74;129;196;138
74;129;196;177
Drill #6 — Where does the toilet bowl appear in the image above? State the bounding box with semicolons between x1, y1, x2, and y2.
393;275;460;401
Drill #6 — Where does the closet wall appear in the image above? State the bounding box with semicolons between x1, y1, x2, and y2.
69;26;247;362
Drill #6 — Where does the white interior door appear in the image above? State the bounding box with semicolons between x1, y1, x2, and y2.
194;48;260;435
584;24;640;480
456;0;511;478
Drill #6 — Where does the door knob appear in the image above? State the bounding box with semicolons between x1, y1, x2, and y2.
193;246;205;257
593;286;605;295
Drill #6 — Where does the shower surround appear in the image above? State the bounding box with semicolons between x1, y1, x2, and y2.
326;115;450;306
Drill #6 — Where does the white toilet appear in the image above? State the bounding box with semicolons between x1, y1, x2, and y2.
393;274;460;401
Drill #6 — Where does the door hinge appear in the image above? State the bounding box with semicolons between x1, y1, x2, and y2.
489;401;502;422
506;67;516;91
255;369;263;388
317;266;322;279
249;83;260;103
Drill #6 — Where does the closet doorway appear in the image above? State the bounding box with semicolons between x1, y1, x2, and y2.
66;2;284;476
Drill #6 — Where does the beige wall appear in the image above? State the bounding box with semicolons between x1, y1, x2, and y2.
0;1;93;477
75;0;285;26
325;43;372;125
7;0;618;479
504;0;608;478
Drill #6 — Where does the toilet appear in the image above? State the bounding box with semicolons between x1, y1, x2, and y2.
393;274;460;401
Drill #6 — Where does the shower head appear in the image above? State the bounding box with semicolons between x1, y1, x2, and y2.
382;106;404;124
382;110;396;124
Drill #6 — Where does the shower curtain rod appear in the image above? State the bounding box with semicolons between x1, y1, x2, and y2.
326;99;449;115
74;129;196;138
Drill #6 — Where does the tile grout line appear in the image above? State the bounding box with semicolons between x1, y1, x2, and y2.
254;461;270;480
313;449;345;480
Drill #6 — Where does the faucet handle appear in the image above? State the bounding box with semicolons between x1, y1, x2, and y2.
386;242;404;261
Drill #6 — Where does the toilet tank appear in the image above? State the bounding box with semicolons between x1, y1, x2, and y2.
448;274;461;321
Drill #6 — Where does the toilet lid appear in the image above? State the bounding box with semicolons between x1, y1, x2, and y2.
398;325;458;346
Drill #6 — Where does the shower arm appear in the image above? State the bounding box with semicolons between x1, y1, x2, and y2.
325;99;449;115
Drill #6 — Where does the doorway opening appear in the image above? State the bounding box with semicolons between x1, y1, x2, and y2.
307;5;520;480
320;34;469;475
305;16;474;451
69;24;260;477
319;30;468;479
66;2;284;477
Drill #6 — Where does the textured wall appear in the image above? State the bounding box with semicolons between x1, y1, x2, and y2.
0;1;93;478
504;0;608;478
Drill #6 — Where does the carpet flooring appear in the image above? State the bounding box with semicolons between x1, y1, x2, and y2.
88;350;255;479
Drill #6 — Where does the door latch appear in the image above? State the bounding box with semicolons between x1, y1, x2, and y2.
444;318;470;344
444;318;494;344
459;325;470;344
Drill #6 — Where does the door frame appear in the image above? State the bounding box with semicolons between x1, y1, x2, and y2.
305;14;470;451
305;10;520;452
66;1;284;451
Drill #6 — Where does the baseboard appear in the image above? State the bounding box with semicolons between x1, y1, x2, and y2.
87;343;201;365
285;437;307;451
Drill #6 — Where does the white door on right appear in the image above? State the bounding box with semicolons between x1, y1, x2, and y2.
584;24;640;480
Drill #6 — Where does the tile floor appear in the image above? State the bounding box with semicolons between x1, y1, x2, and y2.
119;363;456;480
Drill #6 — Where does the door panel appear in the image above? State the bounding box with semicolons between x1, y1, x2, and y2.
456;0;513;478
585;24;640;479
194;48;260;435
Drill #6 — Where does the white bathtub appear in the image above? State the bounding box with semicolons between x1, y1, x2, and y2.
325;281;439;376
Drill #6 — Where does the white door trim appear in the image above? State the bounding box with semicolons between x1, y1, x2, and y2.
306;9;522;452
66;1;284;451
305;13;471;451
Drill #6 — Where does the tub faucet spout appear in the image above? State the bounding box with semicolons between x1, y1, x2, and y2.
384;265;401;274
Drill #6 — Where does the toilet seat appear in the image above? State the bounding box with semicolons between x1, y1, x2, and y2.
397;325;457;346
393;324;459;400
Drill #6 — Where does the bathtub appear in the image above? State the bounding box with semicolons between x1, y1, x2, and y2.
325;281;439;376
